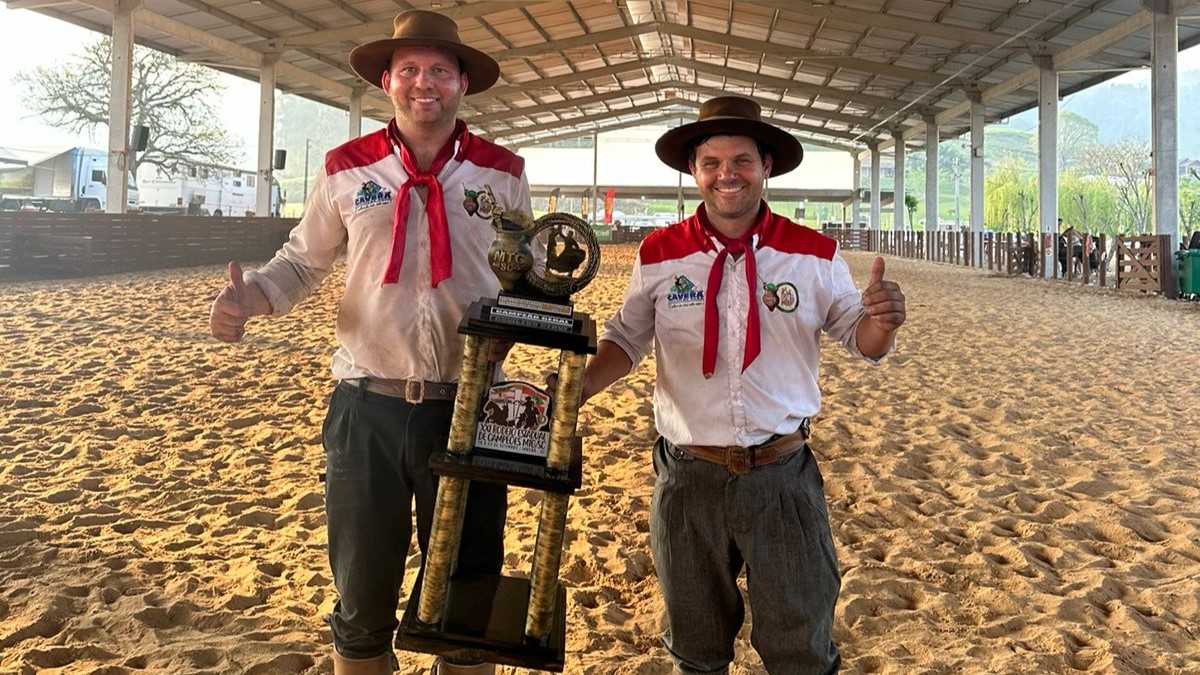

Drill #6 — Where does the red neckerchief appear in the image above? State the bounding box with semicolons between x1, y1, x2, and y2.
698;203;768;378
382;119;465;287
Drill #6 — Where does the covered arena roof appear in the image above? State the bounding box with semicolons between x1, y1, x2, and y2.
17;0;1200;152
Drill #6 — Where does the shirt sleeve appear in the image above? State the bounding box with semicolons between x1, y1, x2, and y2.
245;166;347;315
598;247;656;370
516;170;533;215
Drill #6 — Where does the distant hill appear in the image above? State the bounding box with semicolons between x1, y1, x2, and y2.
1008;69;1200;159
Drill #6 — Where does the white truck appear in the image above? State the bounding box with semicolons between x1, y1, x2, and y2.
137;165;283;217
0;147;139;212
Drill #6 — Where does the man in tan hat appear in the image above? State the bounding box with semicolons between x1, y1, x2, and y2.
208;9;529;675
571;96;906;673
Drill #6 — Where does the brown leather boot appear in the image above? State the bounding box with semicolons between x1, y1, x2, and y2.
431;658;496;675
332;650;392;674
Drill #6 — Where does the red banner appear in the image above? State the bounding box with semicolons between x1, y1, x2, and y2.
603;188;616;225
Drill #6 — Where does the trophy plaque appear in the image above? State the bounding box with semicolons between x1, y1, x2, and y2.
395;210;601;671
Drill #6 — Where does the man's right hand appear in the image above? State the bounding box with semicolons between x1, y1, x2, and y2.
209;261;270;343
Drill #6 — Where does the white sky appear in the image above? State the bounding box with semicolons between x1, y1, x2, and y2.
0;4;260;160
2;2;1199;161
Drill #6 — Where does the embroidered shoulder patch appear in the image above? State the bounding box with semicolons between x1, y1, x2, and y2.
667;275;704;308
354;180;393;212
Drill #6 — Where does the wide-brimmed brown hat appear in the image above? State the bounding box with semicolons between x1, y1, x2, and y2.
349;10;499;95
655;96;803;176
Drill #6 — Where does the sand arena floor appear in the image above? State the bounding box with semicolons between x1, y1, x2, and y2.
2;245;1199;674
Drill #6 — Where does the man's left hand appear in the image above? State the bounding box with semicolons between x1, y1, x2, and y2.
861;257;905;331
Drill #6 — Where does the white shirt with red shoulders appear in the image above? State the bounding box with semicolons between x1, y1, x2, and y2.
600;204;882;447
247;121;532;383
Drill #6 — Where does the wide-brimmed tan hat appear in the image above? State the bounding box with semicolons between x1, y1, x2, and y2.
349;10;499;95
655;96;803;176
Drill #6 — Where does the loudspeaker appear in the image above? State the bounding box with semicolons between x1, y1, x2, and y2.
273;149;287;171
131;124;149;152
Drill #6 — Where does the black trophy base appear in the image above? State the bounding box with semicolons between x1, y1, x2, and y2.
396;575;566;672
462;299;597;354
429;436;583;494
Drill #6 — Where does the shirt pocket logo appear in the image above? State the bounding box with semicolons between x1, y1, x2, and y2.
353;180;393;212
666;275;705;309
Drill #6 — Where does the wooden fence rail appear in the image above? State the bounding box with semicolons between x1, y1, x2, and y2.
821;227;1169;293
0;213;297;280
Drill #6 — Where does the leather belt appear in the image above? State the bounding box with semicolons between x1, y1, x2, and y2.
343;378;457;404
674;420;810;476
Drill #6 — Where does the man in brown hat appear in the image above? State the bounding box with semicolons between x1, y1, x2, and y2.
571;96;906;673
208;9;529;675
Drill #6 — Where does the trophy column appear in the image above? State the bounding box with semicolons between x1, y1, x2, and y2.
526;351;586;639
416;334;493;627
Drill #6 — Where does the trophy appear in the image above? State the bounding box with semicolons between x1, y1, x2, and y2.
395;209;600;671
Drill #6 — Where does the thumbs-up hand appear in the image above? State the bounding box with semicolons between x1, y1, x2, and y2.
869;256;885;286
228;260;248;301
860;256;905;332
210;261;266;343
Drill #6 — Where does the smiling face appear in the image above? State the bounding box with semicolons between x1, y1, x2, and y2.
381;47;467;133
689;134;772;237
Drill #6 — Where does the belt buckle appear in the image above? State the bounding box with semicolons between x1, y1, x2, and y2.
725;446;750;475
404;379;425;404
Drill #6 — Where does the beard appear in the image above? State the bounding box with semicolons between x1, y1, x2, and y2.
396;102;455;129
392;87;462;131
703;182;762;221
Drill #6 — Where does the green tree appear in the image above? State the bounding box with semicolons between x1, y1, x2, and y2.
1180;169;1200;237
1081;140;1151;234
904;194;918;228
1059;170;1119;237
905;153;930;227
984;158;1038;232
15;37;240;176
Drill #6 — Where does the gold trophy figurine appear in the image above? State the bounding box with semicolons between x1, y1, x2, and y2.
486;209;536;292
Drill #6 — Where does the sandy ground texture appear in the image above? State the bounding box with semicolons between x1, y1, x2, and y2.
2;244;1200;675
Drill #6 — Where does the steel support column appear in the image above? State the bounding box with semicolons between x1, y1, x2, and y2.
1038;58;1060;276
970;93;985;267
257;50;279;217
925;116;939;234
105;0;141;214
